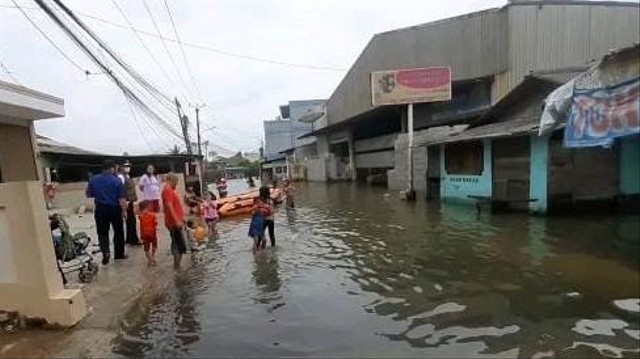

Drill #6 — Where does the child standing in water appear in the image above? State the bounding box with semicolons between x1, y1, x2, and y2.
202;191;219;239
284;179;296;209
138;201;158;267
248;197;272;251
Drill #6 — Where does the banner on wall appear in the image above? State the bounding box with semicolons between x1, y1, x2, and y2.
564;77;640;148
371;67;451;106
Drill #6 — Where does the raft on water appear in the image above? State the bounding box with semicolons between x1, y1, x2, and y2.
217;188;283;218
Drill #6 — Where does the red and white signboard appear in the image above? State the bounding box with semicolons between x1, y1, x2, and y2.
371;67;452;106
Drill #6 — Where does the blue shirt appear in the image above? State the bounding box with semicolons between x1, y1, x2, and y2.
86;173;126;206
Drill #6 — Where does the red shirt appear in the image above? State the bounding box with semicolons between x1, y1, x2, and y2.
162;185;184;228
138;211;157;239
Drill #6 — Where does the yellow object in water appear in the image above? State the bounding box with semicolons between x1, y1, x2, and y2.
194;226;208;242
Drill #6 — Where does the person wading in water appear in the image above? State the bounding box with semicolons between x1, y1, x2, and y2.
260;185;276;248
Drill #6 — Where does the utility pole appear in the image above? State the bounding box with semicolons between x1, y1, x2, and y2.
190;103;206;195
175;97;191;154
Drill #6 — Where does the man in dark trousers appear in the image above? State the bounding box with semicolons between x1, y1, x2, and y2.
86;160;128;264
121;161;141;246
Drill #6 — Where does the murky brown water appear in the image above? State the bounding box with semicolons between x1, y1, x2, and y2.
112;181;640;358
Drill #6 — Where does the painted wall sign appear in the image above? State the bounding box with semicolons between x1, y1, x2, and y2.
565;78;640;148
371;67;452;106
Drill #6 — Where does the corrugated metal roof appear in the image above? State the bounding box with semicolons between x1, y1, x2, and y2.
36;135;103;155
430;115;538;145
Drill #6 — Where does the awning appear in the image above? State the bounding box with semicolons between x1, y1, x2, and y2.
428;115;539;145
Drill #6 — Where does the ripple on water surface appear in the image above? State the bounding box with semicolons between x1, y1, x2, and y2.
111;181;640;358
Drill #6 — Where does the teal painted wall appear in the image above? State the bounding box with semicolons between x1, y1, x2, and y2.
440;139;492;203
529;135;549;214
620;135;640;195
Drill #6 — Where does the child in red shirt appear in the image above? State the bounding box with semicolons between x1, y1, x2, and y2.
138;201;158;266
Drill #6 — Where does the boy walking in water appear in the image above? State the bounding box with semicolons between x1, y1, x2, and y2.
162;173;187;269
138;201;158;267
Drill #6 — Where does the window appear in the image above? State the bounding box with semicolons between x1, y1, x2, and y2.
275;167;283;174
445;141;484;175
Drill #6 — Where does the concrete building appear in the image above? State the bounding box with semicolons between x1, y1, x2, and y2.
0;80;87;326
302;0;639;197
263;99;326;181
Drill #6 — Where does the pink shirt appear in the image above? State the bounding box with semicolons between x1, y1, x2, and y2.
202;200;218;220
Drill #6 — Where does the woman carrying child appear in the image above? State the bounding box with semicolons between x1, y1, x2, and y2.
259;186;276;247
248;196;273;251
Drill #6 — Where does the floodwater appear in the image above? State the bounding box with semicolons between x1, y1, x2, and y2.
112;181;640;358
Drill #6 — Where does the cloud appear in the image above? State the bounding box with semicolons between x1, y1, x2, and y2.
0;0;506;155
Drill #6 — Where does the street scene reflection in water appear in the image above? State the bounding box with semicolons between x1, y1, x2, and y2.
112;181;640;358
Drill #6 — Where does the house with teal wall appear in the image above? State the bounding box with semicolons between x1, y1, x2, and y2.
428;65;639;215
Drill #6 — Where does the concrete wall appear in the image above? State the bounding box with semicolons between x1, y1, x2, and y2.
529;135;549;214
354;133;397;169
388;136;427;193
440;139;493;202
0;181;87;326
0;122;39;182
306;157;327;182
264;120;295;160
620;135;640;195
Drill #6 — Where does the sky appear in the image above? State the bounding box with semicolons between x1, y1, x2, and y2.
0;0;508;156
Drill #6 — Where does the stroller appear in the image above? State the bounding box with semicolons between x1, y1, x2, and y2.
49;213;99;284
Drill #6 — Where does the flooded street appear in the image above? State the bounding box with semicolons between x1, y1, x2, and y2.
111;181;640;358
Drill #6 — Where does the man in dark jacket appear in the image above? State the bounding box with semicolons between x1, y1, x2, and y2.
121;161;141;245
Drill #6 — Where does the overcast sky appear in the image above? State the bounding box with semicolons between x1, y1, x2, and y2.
0;0;507;155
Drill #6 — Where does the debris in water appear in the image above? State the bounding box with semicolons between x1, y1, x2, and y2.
613;298;640;313
565;292;582;299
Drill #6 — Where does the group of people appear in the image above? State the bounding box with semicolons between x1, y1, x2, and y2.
86;160;188;269
86;160;296;269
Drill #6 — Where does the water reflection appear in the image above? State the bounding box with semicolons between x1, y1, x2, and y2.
252;249;281;299
110;181;639;358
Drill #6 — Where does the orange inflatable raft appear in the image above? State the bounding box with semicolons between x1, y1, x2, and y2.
217;188;284;218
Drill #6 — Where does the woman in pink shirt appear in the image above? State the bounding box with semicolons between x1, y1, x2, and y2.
202;191;219;238
139;165;161;212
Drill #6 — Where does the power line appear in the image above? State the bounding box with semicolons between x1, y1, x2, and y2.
34;0;183;143
10;0;87;73
163;0;202;102
0;59;21;85
142;0;192;101
123;93;156;153
0;4;347;72
50;0;178;116
110;0;179;96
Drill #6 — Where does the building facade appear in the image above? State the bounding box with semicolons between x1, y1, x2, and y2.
302;0;639;203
